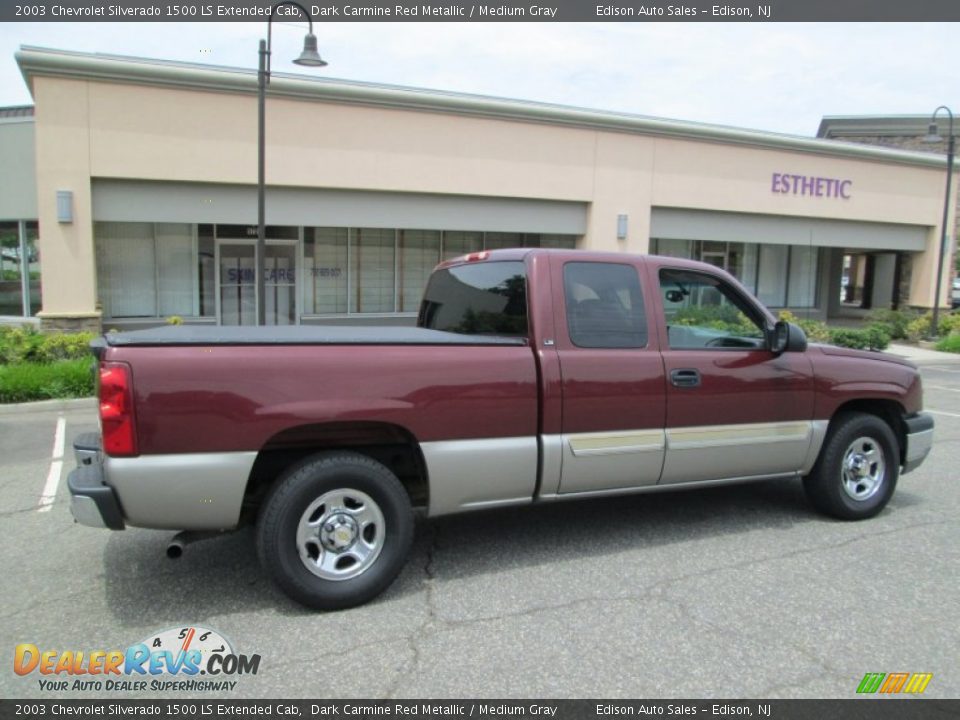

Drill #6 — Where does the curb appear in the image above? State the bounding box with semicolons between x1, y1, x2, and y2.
0;397;96;415
887;343;960;363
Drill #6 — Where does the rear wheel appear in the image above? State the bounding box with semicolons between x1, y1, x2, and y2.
257;451;414;610
803;412;899;520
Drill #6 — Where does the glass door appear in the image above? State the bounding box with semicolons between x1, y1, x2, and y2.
217;241;298;326
265;243;296;326
218;243;257;326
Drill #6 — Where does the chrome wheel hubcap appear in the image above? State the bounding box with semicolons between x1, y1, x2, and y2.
296;489;385;581
841;436;885;501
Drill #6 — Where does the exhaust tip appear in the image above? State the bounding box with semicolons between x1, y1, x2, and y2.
166;543;183;559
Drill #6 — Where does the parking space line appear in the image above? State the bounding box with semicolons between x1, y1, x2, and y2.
925;384;960;393
37;415;65;513
927;409;960;419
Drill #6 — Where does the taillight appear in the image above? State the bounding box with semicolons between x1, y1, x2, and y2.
465;251;490;262
99;362;138;457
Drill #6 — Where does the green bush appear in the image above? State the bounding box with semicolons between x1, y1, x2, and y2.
674;305;760;336
864;323;892;351
778;310;831;343
0;359;95;403
866;308;919;341
905;310;960;341
0;326;95;365
35;332;97;362
0;326;45;364
935;334;960;353
827;324;890;351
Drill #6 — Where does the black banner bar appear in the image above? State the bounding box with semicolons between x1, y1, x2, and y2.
1;700;959;720
4;0;960;22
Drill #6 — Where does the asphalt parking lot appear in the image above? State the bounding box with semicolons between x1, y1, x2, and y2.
2;352;959;700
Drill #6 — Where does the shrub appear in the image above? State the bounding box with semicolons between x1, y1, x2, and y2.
864;323;892;351
827;325;890;351
905;310;960;341
35;332;97;363
166;315;184;325
0;325;45;364
0;326;95;365
935;334;960;353
778;310;831;343
0;359;95;403
674;305;759;336
866;308;918;340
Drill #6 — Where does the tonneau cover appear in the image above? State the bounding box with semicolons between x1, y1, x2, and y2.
102;325;527;347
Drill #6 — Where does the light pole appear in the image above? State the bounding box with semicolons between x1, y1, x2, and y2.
924;105;955;339
257;1;327;325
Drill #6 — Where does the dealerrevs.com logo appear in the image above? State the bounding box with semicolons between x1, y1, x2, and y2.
14;626;260;693
856;672;933;695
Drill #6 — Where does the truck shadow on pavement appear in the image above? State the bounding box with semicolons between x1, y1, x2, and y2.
101;477;917;622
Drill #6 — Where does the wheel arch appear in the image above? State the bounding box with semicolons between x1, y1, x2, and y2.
241;421;428;522
828;398;907;465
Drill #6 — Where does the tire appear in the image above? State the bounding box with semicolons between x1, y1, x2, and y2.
256;451;414;610
803;412;899;520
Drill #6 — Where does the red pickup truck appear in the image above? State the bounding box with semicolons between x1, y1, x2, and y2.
68;249;933;609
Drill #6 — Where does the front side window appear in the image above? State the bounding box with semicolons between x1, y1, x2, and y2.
659;268;766;350
563;262;647;348
418;261;527;336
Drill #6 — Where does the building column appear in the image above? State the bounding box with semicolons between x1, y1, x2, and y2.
32;77;101;334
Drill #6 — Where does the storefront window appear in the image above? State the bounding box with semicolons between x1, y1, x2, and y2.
96;221;204;319
787;245;819;308
0;222;22;316
155;223;195;316
538;234;578;249
399;230;440;313
351;228;396;313
651;238;818;309
652;238;693;259
304;228;348;315
484;232;523;250
442;231;482;260
96;222;157;317
198;225;215;317
756;245;789;307
0;221;40;317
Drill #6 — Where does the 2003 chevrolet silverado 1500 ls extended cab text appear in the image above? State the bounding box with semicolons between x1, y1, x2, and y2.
68;249;934;609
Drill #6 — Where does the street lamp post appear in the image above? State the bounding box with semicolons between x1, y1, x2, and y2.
257;1;327;325
924;106;955;339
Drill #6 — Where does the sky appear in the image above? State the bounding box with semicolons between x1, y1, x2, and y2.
0;21;957;137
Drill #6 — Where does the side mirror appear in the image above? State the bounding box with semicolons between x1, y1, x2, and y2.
768;321;808;354
768;321;789;354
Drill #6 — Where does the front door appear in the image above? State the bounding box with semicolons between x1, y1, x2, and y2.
217;242;297;325
654;264;815;485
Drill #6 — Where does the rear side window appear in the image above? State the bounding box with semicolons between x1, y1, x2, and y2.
563;262;647;348
418;261;528;336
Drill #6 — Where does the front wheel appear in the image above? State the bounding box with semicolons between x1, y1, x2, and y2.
803;412;899;520
257;451;414;610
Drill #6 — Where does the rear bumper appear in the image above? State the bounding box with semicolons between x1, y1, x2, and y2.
67;432;125;530
902;412;934;475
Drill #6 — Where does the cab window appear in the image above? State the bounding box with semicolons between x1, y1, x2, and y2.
659;268;766;350
563;262;647;348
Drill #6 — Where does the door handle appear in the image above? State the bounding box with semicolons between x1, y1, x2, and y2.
670;368;701;388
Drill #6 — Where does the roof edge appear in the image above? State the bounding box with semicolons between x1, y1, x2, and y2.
15;46;949;171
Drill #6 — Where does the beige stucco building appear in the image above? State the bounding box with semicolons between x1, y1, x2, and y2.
1;46;956;331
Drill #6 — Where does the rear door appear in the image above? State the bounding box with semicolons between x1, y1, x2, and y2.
549;257;667;495
653;264;815;485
